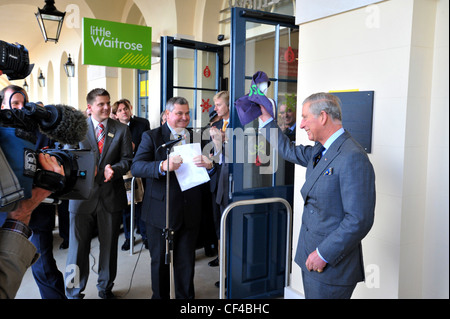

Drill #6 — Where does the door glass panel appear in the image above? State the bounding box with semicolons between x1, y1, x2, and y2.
241;22;298;190
168;47;220;128
138;70;149;119
173;88;217;129
173;47;195;87
197;51;218;90
278;27;298;80
245;23;276;79
196;90;216;128
275;27;298;186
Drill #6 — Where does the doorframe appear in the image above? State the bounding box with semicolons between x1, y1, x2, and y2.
160;36;224;120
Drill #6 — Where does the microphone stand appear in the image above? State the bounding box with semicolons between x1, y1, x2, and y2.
163;145;175;299
156;134;182;299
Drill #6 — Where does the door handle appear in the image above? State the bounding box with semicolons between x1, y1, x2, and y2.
228;173;233;200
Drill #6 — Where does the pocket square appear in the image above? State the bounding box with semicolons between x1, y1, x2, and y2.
323;167;333;176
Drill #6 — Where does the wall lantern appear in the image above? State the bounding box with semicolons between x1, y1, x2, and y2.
64;54;75;77
23;80;29;92
35;0;66;43
38;72;46;87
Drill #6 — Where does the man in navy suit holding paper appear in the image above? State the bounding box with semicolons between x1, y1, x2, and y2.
259;92;375;299
131;97;213;299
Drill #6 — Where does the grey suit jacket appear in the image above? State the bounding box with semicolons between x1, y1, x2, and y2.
261;120;375;286
69;118;133;214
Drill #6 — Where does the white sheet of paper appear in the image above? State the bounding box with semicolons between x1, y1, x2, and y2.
172;143;210;191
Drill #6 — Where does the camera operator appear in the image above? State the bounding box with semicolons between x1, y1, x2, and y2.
1;85;66;298
0;151;64;298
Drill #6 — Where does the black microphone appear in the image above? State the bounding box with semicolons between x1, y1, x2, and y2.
160;135;184;148
23;103;88;145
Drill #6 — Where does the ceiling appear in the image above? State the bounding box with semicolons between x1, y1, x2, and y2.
1;3;46;50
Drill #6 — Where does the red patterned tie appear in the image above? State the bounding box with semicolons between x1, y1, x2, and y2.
97;123;105;154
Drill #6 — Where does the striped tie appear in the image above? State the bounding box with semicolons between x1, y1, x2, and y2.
97;123;105;154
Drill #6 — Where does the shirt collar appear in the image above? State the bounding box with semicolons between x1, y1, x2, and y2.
166;122;186;138
322;127;345;154
288;123;296;132
91;117;108;130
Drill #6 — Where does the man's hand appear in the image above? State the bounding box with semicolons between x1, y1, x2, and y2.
193;154;213;170
104;164;114;182
305;250;327;273
39;153;65;176
7;153;64;225
162;155;183;172
259;104;272;122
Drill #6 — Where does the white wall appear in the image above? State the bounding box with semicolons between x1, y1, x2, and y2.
422;0;449;299
289;0;449;298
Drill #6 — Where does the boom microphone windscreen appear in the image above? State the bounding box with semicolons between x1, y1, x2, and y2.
23;103;88;145
39;104;88;145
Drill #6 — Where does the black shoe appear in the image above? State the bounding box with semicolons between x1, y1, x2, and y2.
98;290;116;299
208;257;219;267
215;280;227;288
121;239;130;251
59;240;69;250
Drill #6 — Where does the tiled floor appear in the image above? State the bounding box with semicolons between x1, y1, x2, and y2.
15;230;220;299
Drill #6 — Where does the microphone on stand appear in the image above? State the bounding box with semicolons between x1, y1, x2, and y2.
159;135;184;149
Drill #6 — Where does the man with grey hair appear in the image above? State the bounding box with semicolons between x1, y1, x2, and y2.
131;97;213;299
259;92;376;299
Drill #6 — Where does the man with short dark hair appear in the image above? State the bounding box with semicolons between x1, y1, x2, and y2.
65;88;133;299
112;98;150;250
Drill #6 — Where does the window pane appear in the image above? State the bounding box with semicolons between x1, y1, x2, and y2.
197;51;218;90
174;47;195;87
245;22;276;78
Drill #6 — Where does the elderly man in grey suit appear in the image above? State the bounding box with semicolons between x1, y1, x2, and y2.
65;88;133;299
259;92;375;299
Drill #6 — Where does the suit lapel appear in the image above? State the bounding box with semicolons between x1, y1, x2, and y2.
99;118;116;163
161;123;172;143
85;119;99;159
301;132;349;200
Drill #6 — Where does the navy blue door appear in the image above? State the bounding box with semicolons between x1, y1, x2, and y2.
225;8;299;298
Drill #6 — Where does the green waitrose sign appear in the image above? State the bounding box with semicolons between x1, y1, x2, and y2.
83;18;152;70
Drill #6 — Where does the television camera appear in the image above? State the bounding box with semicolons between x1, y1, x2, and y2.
1;40;94;212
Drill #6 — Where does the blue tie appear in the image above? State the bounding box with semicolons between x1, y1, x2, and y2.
313;146;325;168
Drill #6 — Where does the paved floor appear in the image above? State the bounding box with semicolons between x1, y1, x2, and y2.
15;229;221;299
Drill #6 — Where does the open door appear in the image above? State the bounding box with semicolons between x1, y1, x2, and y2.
160;36;224;128
225;8;299;298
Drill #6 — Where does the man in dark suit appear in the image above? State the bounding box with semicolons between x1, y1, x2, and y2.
259;92;375;299
131;97;213;299
65;88;133;299
112;99;150;250
208;91;230;270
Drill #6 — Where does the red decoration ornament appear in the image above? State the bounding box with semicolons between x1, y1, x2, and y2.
255;155;261;166
203;66;211;78
200;98;212;113
284;46;295;63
